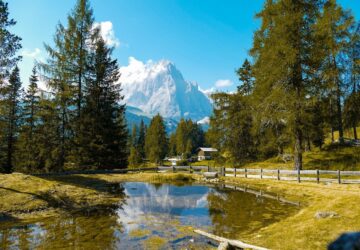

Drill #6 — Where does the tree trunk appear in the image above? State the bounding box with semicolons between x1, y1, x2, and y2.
354;125;358;140
330;98;335;143
336;84;344;144
6;107;15;174
294;127;303;170
332;55;344;144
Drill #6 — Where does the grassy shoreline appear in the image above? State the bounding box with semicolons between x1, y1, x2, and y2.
1;172;359;249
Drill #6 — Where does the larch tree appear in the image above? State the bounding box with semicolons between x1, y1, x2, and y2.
250;0;323;170
315;0;354;144
343;21;360;140
38;0;96;169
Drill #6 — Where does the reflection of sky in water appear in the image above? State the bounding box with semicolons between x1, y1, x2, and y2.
116;183;213;233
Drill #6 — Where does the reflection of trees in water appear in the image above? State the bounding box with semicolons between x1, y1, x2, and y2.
0;190;127;250
207;189;297;238
0;213;125;249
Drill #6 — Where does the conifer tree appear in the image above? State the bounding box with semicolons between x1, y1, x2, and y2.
78;37;127;168
0;0;22;172
137;119;146;159
315;0;354;144
38;0;96;169
128;146;142;168
0;0;22;79
250;0;322;170
130;124;138;147
1;66;22;173
39;24;73;169
207;92;255;165
36;93;63;172
236;59;254;96
16;67;41;171
145;114;168;164
174;119;205;158
58;0;95;121
344;22;360;140
168;133;177;157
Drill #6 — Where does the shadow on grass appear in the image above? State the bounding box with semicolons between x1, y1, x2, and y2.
0;182;125;213
35;174;125;195
304;145;360;171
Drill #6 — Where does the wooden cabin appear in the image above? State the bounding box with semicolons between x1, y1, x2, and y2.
197;147;218;161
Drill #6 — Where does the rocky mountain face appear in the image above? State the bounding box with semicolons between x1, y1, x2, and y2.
119;57;212;131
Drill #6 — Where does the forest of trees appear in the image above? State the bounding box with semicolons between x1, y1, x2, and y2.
0;0;205;173
1;0;359;173
207;0;360;170
0;0;131;173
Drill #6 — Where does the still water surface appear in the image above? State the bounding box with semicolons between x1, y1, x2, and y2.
0;182;298;249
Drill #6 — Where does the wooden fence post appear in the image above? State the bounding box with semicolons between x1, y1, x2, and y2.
338;170;341;184
297;168;301;183
222;166;225;177
189;164;192;173
277;169;280;180
245;168;247;178
316;169;320;184
260;168;263;179
234;168;237;177
173;166;175;173
207;163;210;172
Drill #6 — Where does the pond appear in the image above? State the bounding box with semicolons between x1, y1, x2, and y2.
0;182;299;249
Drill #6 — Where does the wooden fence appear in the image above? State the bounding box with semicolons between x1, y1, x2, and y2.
222;168;360;184
157;166;360;184
34;165;360;184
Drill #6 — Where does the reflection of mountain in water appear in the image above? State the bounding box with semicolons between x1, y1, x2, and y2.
116;182;211;232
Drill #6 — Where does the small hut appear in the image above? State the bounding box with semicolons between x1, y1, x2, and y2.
197;147;218;161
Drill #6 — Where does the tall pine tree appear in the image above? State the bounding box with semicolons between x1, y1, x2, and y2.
78;37;127;169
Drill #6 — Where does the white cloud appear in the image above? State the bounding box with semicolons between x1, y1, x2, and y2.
93;21;120;48
215;79;233;88
199;86;216;96
21;48;42;59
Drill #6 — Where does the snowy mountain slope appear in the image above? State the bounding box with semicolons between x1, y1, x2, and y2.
119;57;213;122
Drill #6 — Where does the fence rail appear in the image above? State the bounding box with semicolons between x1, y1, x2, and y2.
221;167;360;184
33;165;360;184
156;166;360;184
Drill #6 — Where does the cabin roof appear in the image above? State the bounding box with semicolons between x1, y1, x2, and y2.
197;147;218;152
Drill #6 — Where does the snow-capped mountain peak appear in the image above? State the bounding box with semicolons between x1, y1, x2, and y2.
119;57;212;122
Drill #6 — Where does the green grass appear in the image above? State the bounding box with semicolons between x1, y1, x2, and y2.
191;160;215;166
328;126;359;143
242;145;360;171
223;176;360;250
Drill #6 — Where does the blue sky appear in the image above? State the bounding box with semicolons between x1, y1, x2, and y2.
8;0;360;92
